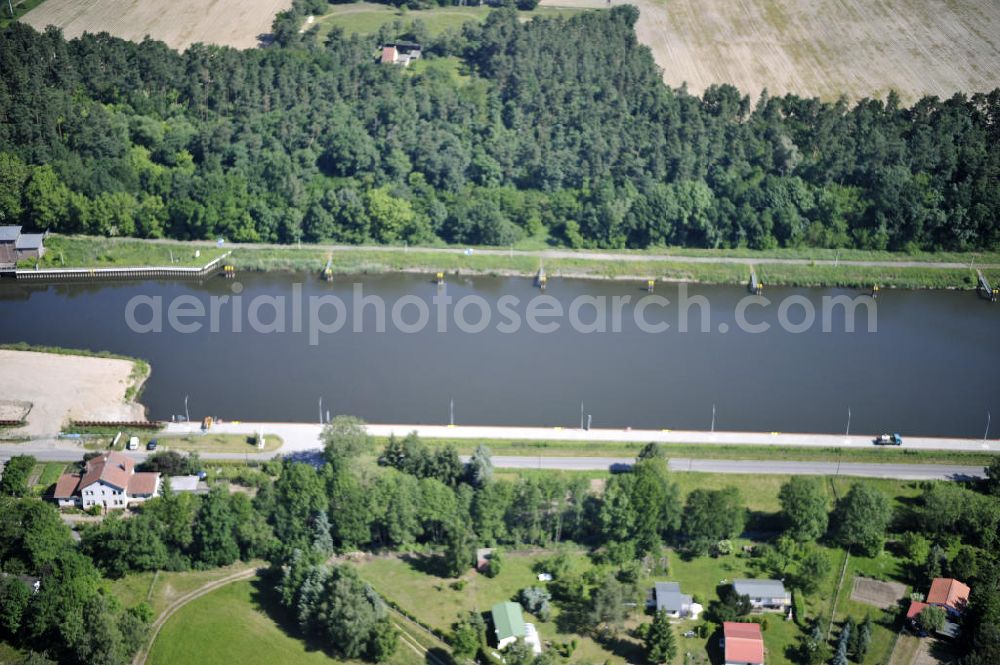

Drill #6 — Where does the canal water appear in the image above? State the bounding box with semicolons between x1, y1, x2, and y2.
1;273;996;437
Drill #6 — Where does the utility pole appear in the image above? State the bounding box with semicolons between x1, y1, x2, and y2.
450;398;454;427
986;410;992;443
318;397;323;425
580;402;585;430
711;404;716;433
846;407;851;440
184;395;189;423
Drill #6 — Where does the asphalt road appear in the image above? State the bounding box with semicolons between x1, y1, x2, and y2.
1;444;986;481
165;422;999;453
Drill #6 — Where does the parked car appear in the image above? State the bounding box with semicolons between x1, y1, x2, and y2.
874;432;903;446
683;631;697;638
146;439;158;451
127;436;139;450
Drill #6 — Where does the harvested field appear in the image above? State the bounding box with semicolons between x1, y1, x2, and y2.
22;0;293;50
543;0;1000;102
851;576;908;609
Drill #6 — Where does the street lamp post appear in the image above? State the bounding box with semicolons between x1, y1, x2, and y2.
184;395;189;423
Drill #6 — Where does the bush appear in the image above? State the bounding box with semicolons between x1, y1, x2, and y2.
0;455;36;497
484;549;503;578
518;586;552;621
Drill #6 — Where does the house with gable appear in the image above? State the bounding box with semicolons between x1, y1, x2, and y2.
52;452;160;509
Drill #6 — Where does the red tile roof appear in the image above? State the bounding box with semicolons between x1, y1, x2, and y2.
53;474;80;499
80;452;134;491
380;46;397;64
927;578;970;612
724;622;764;664
907;600;929;620
127;472;159;496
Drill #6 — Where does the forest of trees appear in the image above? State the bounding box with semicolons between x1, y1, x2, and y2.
3;425;1000;663
1;7;998;252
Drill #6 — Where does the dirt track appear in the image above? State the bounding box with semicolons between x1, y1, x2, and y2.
23;0;293;50
544;0;1000;102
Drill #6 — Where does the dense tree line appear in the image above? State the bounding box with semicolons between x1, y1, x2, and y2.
1;8;998;251
4;426;1000;663
0;498;150;665
279;555;397;662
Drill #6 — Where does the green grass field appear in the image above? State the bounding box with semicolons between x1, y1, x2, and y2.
357;551;639;664
34;234;1000;290
106;561;261;616
158;433;283;454
405;437;998;467
310;3;588;39
0;0;49;28
147;577;418;665
34;462;66;488
30;235;228;269
232;244;1000;290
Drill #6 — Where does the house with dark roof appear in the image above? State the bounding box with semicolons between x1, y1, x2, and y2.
649;582;698;618
0;225;46;265
723;622;764;665
732;579;791;612
52;452;160;509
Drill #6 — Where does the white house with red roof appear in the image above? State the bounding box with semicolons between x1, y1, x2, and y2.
378;42;421;67
723;622;764;665
53;452;160;509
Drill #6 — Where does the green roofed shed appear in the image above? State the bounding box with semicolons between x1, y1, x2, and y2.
491;601;526;647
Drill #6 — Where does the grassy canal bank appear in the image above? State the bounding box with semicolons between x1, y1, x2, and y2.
17;235;1000;290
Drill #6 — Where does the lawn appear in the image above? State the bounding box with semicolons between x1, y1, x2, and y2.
830;549;911;665
233;245;1000;290
158;433;283;454
147;577;418;665
37;234;1000;290
409;437;998;467
355;551;635;664
32;235;228;269
34;462;66;489
310;3;588;39
106;561;261;616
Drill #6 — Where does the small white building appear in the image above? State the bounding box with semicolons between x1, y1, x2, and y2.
53;452;160;510
650;581;698;619
732;579;792;612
